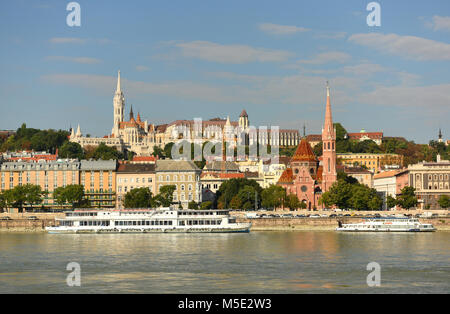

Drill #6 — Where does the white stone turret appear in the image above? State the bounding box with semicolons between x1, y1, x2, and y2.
76;124;82;137
112;70;125;136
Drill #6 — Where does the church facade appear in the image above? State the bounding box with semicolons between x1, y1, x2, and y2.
277;84;337;210
70;71;301;156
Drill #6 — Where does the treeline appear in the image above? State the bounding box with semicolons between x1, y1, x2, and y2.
0;124;131;161
286;123;448;166
0;123;69;153
0;184;88;213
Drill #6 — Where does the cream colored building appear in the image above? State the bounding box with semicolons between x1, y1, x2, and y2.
155;160;202;208
408;155;450;209
80;160;117;208
116;163;156;209
342;166;374;188
0;160;80;209
337;153;403;173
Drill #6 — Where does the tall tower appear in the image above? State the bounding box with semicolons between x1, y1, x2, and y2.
438;128;443;143
321;82;337;192
112;70;125;137
239;109;249;146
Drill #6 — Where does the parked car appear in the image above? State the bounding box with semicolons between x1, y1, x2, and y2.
310;214;321;218
27;216;39;220
0;216;12;220
329;214;337;218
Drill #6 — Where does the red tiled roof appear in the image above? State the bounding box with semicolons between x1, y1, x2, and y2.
374;170;401;179
348;132;383;140
277;168;293;184
132;156;157;162
306;134;322;142
291;138;317;162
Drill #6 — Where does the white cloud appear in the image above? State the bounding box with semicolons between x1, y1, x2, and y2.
341;63;388;76
348;33;450;61
431;16;450;31
135;65;150;72
314;31;347;39
258;23;310;35
48;37;111;44
174;41;292;63
46;56;101;64
297;51;351;65
358;84;450;109
49;37;87;44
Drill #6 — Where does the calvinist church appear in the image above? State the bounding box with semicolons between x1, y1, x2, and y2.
70;71;301;155
277;83;337;210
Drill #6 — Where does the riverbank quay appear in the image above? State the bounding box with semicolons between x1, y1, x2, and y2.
0;211;448;232
235;216;450;231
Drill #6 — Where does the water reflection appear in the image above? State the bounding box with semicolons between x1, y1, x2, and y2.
0;232;448;293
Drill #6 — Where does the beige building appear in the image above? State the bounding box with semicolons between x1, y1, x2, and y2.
0;160;80;209
116;163;156;209
408;155;450;209
337;153;403;173
341;166;374;187
80;160;117;208
155;160;202;208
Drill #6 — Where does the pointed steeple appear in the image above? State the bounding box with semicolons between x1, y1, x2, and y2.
116;70;121;93
322;81;335;140
137;112;141;122
76;124;81;137
129;105;134;121
70;126;75;138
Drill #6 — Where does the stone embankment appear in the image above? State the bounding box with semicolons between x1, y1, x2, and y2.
235;216;450;231
0;211;448;232
0;213;63;232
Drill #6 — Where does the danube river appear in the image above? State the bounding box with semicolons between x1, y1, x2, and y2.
0;232;448;293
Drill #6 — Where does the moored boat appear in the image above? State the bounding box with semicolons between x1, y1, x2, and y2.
46;208;251;234
336;217;436;232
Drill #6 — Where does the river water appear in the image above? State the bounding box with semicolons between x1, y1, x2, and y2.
0;231;448;293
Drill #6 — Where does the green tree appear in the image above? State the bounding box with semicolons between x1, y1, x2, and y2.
163;142;175;159
154;185;176;207
91;143;123;160
261;185;286;209
53;185;86;209
284;194;301;211
0;193;6;213
386;195;397;210
216;178;262;209
152;145;165;158
124;187;153;208
396;186;418;210
59;141;84;159
200;201;213;209
229;195;242;209
3;184;45;212
188;200;199;209
438;195;450;209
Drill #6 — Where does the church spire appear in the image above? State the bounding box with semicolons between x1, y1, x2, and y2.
116;70;121;93
129;105;134;120
322;81;334;140
321;81;337;193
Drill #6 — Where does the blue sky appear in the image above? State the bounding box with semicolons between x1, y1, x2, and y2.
1;0;449;144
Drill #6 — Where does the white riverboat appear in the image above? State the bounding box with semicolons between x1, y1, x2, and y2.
46;208;251;234
336;217;436;232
